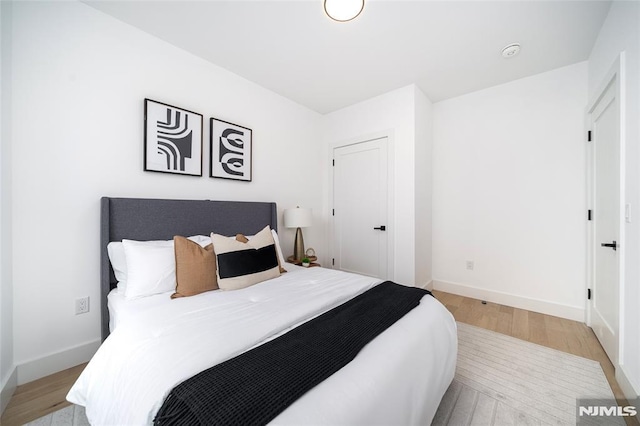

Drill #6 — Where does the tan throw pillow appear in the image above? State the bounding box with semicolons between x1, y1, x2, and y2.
172;236;218;298
212;226;280;290
235;233;287;274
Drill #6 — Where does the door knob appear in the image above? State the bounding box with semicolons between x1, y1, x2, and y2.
601;241;617;251
373;226;386;231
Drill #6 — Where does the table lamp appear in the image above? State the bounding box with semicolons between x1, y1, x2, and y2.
284;207;312;261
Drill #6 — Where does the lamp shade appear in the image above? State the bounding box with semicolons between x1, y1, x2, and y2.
324;0;364;22
284;207;312;228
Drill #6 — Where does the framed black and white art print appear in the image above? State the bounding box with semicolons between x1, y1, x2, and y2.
210;118;252;182
144;99;203;176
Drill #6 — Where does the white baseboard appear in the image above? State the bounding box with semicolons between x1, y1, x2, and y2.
1;366;17;415
17;339;100;385
616;364;640;411
417;280;433;291
432;279;584;322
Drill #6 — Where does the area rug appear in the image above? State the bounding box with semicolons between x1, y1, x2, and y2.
24;404;88;426
433;322;624;426
27;322;622;426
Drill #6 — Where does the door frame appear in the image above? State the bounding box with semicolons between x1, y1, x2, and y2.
585;52;625;368
328;131;395;281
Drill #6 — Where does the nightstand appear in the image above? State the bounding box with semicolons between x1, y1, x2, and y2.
286;255;320;267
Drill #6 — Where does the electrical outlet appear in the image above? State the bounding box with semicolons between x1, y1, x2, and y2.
75;297;90;315
466;261;474;271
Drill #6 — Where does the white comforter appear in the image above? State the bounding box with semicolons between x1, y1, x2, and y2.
68;266;457;425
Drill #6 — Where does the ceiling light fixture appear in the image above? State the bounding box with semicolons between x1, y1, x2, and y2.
501;43;521;58
324;0;365;22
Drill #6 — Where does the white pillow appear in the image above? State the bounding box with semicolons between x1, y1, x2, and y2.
107;242;127;293
122;239;176;299
187;235;212;247
107;236;209;294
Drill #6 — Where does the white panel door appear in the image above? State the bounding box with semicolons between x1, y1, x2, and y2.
333;138;388;279
590;77;620;365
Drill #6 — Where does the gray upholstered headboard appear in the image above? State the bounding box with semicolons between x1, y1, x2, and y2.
100;197;278;341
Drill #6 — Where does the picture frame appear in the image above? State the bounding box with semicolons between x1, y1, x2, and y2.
144;99;203;176
210;118;253;182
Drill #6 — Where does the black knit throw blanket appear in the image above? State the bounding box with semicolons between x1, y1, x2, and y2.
154;281;431;426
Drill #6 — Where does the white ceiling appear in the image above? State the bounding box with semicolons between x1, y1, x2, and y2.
85;0;612;114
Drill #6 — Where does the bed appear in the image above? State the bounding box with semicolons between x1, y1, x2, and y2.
67;197;457;425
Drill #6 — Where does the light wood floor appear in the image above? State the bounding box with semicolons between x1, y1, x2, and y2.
1;363;86;426
433;290;639;426
1;291;637;425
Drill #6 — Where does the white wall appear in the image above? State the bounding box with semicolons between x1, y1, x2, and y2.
0;0;16;413
432;62;588;321
588;0;640;400
414;86;433;288
9;1;322;384
322;85;421;286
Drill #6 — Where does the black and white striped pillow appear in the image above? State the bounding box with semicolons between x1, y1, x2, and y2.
211;225;280;290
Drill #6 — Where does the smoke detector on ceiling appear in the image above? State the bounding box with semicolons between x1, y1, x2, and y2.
501;43;521;59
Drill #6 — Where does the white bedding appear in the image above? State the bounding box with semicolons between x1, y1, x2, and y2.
69;266;457;425
107;288;174;332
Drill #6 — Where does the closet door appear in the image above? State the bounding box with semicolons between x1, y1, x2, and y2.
332;137;388;279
